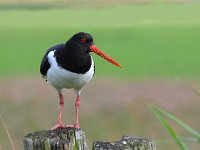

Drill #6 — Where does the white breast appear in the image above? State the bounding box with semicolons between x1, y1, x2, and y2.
46;50;94;91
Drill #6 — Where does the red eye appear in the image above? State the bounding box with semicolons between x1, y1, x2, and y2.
81;38;87;43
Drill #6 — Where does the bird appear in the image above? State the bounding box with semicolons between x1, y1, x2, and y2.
40;32;122;130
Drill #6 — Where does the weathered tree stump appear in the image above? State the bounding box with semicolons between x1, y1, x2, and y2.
23;128;156;150
23;127;88;150
93;136;156;150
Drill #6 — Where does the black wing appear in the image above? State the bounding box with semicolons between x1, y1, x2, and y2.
40;44;65;77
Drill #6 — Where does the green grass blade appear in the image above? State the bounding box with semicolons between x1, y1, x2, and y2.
192;88;200;97
149;106;188;150
0;114;15;150
156;107;200;141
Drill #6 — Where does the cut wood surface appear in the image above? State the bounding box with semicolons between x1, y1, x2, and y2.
93;135;156;150
23;127;88;150
23;127;156;150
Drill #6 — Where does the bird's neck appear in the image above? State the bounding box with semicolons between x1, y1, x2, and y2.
55;46;92;74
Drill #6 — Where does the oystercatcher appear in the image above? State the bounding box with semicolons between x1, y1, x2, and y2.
40;32;122;130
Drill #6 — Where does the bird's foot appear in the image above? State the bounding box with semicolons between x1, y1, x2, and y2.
51;122;65;130
74;123;80;129
66;123;80;129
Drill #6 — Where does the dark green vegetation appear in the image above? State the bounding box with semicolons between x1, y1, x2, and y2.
1;3;200;79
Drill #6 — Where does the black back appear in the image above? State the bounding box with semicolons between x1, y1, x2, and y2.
40;44;93;77
40;32;96;77
40;44;64;77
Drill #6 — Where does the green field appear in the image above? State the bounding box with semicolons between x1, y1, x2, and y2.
1;3;200;79
1;2;200;150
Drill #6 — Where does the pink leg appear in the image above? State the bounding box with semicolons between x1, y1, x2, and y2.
51;93;65;130
65;95;80;129
74;95;80;128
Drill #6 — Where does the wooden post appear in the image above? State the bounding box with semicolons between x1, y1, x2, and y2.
23;128;156;150
23;127;88;150
93;136;156;150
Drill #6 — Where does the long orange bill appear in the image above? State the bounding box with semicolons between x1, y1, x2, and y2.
89;45;122;68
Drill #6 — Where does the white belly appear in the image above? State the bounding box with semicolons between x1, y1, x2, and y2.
46;51;94;91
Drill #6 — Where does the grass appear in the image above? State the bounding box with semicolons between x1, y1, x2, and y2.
153;107;200;141
1;2;200;150
1;87;200;149
1;3;200;79
151;108;188;149
1;27;200;79
150;106;200;149
0;115;15;150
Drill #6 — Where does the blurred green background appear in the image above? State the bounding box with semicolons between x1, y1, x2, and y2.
0;0;200;149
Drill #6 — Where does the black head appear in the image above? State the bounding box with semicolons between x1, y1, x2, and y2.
66;32;122;68
65;32;94;53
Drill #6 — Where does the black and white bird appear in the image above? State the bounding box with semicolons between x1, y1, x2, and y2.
40;32;122;130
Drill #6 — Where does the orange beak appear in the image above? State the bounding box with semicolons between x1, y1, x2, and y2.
89;45;122;68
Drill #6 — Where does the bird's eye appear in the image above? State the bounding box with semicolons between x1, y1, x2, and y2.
81;38;87;43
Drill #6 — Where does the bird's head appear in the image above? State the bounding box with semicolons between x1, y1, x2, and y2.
67;32;122;68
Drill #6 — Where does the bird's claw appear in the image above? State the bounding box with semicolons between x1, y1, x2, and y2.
74;123;80;129
51;122;65;130
66;123;80;129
